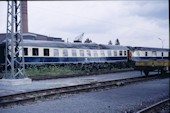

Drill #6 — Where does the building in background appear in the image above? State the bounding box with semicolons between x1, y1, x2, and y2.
0;0;64;43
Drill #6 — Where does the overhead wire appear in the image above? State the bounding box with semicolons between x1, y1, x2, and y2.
29;4;114;26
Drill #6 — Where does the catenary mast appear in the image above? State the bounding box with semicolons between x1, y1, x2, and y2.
4;0;26;79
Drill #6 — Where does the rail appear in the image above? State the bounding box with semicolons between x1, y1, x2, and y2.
136;98;170;113
0;74;169;107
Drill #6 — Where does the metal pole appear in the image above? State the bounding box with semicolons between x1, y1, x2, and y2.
158;38;164;49
4;0;26;79
158;38;164;60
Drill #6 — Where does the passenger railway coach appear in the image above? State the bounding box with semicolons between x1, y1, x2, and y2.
130;47;169;61
130;47;170;75
0;40;130;65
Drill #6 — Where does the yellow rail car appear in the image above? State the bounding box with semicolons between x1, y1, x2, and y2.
135;60;170;75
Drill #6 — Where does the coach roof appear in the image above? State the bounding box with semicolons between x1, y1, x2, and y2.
0;39;129;50
22;40;128;50
133;47;169;52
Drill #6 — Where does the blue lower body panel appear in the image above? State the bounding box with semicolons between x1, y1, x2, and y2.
131;57;169;61
24;57;127;64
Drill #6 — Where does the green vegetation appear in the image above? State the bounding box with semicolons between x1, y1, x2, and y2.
26;65;83;76
26;62;134;77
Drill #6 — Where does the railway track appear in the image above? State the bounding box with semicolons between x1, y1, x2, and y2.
0;74;169;107
136;98;170;113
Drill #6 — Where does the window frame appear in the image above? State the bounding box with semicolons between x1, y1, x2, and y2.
152;51;157;57
124;51;127;56
93;50;98;57
44;48;49;56
107;50;112;57
113;50;117;56
162;52;164;57
23;48;28;56
80;50;84;57
119;51;122;56
72;49;77;57
137;51;140;56
145;51;148;57
100;50;105;57
32;48;39;56
86;50;91;57
54;49;59;56
63;49;68;57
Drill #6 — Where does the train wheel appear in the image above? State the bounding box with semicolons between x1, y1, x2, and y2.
161;69;166;75
143;70;149;76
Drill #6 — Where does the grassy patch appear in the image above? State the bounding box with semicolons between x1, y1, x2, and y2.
26;64;133;77
26;65;84;76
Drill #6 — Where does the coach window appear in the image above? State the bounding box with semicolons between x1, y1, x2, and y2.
63;49;68;56
80;50;84;57
114;51;117;56
54;49;59;56
32;48;39;56
100;50;105;57
72;49;77;57
93;50;98;57
119;51;122;56
87;50;91;57
145;52;148;56
162;52;164;57
107;50;112;57
24;48;28;56
44;49;49;56
124;51;127;56
152;51;157;57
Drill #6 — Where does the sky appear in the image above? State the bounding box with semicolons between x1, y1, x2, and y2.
0;0;169;48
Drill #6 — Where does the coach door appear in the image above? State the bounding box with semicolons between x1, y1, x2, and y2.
127;50;132;61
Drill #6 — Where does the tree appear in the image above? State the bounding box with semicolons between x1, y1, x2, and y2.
84;38;92;43
108;40;112;45
115;38;120;45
